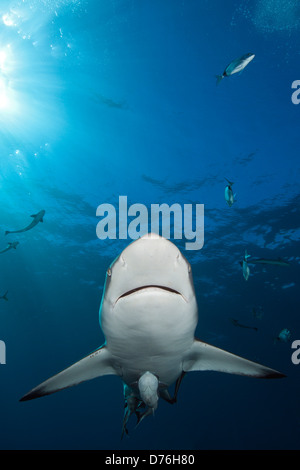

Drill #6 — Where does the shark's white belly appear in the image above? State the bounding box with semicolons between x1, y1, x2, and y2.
100;288;198;386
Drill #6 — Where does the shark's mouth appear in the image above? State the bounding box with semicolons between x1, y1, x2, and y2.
117;285;185;302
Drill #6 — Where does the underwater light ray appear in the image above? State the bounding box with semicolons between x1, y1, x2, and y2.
0;1;74;155
0;38;66;153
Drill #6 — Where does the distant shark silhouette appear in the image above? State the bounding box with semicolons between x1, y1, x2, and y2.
230;319;258;332
0;290;8;301
249;258;290;267
0;242;19;254
5;210;45;236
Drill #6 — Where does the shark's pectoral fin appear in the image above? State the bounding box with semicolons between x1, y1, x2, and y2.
30;214;37;218
20;345;118;401
182;339;285;379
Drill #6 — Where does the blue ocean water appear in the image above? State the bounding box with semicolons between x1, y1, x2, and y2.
0;0;299;450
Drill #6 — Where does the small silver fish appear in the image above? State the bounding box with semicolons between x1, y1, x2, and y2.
275;329;291;344
224;178;236;207
242;250;251;281
216;53;255;85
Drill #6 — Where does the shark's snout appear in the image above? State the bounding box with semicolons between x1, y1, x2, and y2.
104;233;194;307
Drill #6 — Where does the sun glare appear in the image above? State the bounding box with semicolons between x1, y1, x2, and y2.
0;50;7;71
0;45;13;112
0;4;66;143
2;13;15;27
0;79;10;110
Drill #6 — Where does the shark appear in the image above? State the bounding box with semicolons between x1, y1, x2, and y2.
20;233;285;433
0;290;8;301
230;319;258;332
0;241;19;254
249;258;290;267
5;210;45;236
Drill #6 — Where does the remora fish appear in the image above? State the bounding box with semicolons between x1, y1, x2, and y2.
122;384;144;439
5;210;45;236
20;234;285;432
0;241;19;254
230;319;258;332
216;53;255;85
249;258;290;267
0;290;8;301
224;178;236;207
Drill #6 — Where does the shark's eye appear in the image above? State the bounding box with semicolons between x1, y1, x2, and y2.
107;268;112;277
